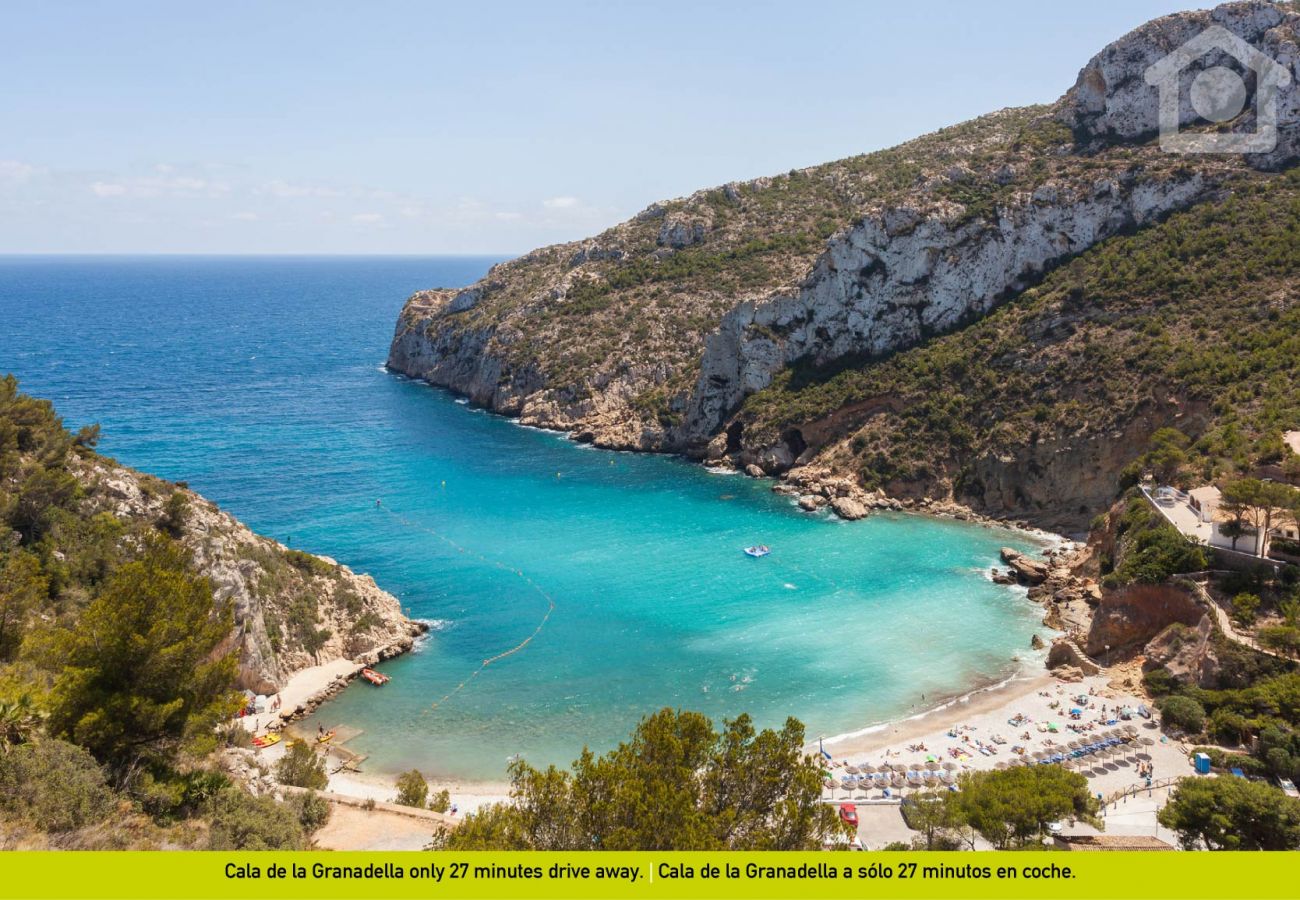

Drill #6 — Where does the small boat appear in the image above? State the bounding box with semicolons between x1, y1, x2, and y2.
743;545;771;558
251;732;281;749
361;667;391;686
316;729;336;744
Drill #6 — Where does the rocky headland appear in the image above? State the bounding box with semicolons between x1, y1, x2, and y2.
75;456;424;696
389;1;1300;535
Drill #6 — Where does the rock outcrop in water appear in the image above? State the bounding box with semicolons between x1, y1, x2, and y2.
390;2;1300;530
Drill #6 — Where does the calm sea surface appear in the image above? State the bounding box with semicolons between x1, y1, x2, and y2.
0;255;1048;779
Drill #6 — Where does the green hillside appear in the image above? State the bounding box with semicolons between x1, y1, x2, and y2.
740;169;1300;508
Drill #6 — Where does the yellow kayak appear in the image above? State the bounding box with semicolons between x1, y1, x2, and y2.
252;732;282;749
316;729;336;744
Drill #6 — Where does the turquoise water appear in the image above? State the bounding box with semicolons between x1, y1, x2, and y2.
0;256;1048;781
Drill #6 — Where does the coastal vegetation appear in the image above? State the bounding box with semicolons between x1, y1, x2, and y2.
0;377;341;849
1145;663;1300;792
276;741;330;791
1158;777;1300;850
395;769;430;809
900;767;1099;850
1100;494;1208;589
743;171;1300;508
433;709;843;850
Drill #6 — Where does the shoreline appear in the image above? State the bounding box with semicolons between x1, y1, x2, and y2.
390;368;1083;543
268;369;1086;811
815;668;1058;760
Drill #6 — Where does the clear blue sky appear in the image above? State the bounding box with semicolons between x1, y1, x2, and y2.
1;1;1195;254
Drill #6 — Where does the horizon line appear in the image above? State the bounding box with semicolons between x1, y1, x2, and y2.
0;251;516;258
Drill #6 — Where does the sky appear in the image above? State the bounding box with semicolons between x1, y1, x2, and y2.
0;1;1198;255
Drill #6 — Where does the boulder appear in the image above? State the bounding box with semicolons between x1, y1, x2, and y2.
744;464;765;478
1047;638;1101;676
1030;634;1046;651
1085;583;1204;657
830;496;869;520
1143;615;1221;688
798;495;824;511
991;568;1017;585
1000;548;1050;585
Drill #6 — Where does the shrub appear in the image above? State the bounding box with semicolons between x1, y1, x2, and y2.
429;788;451;813
395;769;429;808
1232;592;1261;626
1258;626;1300;656
275;741;328;790
206;788;305;850
1160;695;1207;734
0;739;114;832
284;549;332;577
157;491;189;538
287;790;332;835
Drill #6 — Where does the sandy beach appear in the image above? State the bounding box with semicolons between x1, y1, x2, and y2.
816;670;1192;812
240;658;512;819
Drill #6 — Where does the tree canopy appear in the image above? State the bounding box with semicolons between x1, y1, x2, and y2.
949;765;1099;849
1158;777;1300;850
435;708;842;850
46;536;240;773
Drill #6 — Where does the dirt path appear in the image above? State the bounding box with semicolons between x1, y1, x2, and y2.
313;803;438;851
1189;579;1292;662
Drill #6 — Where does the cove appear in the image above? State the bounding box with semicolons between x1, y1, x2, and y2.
0;255;1049;782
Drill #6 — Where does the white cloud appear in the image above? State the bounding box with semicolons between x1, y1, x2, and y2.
351;212;384;224
91;174;228;199
543;195;579;209
0;160;40;182
494;211;523;221
230;211;260;221
259;179;343;199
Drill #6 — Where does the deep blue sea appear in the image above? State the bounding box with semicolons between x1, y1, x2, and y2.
0;255;1049;780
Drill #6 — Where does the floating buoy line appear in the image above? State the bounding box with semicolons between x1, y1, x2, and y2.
376;502;556;712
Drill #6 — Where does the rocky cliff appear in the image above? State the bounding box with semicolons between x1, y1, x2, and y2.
390;1;1300;530
74;457;422;695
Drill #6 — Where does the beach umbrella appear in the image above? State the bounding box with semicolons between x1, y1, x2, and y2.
942;761;958;772
891;772;905;787
1124;724;1139;737
1067;739;1083;750
845;765;860;775
1139;736;1155;746
860;763;876;775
